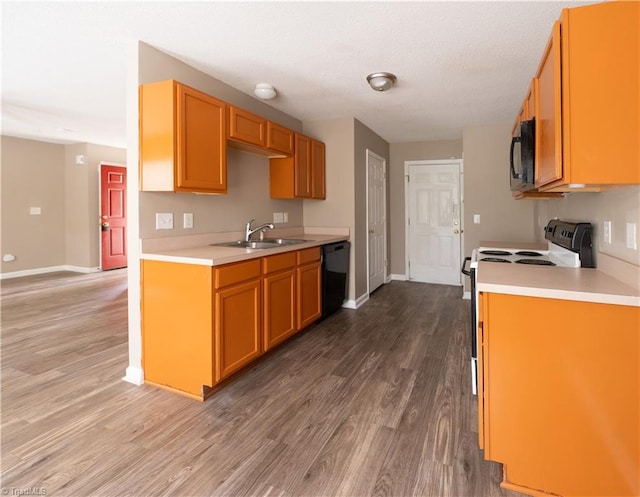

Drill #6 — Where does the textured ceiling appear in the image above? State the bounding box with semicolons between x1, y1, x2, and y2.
1;1;589;149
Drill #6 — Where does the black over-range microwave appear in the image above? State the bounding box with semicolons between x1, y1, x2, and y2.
509;118;535;191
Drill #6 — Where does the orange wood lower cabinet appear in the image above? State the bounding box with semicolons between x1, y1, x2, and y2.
214;278;261;382
141;260;214;399
141;248;324;400
297;259;321;330
480;292;639;497
263;253;297;351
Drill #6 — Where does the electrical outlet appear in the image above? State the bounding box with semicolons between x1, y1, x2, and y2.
603;221;612;244
183;213;193;229
155;213;173;230
273;212;284;224
30;207;42;215
473;214;480;224
283;212;288;223
626;223;637;250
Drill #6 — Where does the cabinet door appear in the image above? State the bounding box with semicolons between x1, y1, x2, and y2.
263;269;297;350
267;121;295;155
534;22;563;188
311;140;326;199
228;106;266;147
297;261;321;330
215;279;261;382
176;84;227;193
294;134;312;198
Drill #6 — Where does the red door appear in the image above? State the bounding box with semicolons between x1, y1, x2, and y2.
100;165;127;270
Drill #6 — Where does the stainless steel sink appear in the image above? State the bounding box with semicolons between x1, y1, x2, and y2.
261;238;308;246
212;240;281;249
211;238;308;249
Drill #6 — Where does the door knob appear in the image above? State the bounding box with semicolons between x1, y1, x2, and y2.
453;229;460;234
369;229;374;234
102;222;110;231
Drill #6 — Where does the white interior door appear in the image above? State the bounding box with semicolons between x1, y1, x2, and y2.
406;162;462;285
367;149;386;293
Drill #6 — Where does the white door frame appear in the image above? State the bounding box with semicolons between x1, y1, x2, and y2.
404;159;464;283
366;149;388;295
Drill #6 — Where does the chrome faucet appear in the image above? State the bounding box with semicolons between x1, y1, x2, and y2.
244;219;274;242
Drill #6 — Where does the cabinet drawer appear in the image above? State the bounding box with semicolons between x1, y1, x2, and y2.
214;259;261;289
297;247;320;265
228;106;266;147
267;121;295;155
263;252;296;274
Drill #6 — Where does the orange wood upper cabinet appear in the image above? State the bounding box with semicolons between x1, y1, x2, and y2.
296;247;322;330
227;105;266;147
534;2;639;192
481;292;640;497
139;80;227;194
214;259;262;382
266;121;295;156
141;260;214;400
311;139;326;199
263;252;297;351
270;133;326;200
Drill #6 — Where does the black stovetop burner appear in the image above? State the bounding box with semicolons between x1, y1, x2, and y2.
515;251;543;257
515;259;556;266
480;250;512;256
480;257;511;263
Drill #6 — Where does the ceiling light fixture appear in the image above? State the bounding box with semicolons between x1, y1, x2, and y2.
366;72;397;92
254;83;277;100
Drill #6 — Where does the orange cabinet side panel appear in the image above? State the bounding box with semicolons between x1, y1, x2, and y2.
266;121;295;156
227;106;266;147
141;260;213;397
561;1;640;184
484;293;639;496
263;269;297;350
215;279;262;382
297;261;321;330
477;292;485;451
139;80;176;191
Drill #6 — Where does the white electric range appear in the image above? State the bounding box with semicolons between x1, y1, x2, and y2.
461;219;595;395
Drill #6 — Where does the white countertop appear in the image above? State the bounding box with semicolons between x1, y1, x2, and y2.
140;232;349;267
477;261;640;307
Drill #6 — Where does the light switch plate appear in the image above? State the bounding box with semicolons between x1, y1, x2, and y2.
626;223;637;250
273;212;284;224
603;221;612;244
473;214;480;224
183;213;193;229
156;213;173;230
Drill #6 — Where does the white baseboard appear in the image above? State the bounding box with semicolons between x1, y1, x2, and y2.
343;292;369;309
390;274;408;281
0;265;101;280
462;291;471;300
123;366;144;386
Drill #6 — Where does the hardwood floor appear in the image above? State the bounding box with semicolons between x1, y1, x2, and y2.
1;270;523;497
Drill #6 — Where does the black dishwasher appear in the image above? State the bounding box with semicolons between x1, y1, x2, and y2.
321;241;350;319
